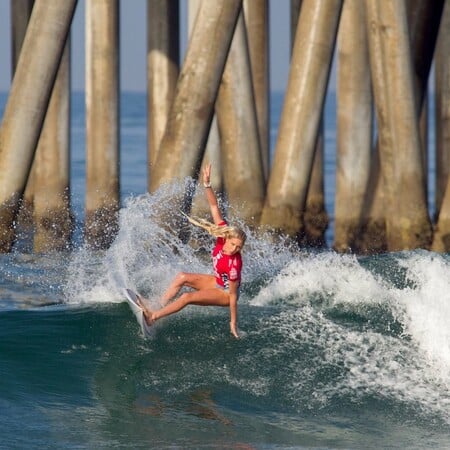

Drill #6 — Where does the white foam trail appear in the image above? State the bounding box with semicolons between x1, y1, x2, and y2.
250;250;450;423
62;187;450;423
64;182;263;305
395;252;450;381
64;185;202;304
63;178;301;307
250;252;389;307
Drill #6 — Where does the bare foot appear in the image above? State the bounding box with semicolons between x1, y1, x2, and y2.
136;294;156;325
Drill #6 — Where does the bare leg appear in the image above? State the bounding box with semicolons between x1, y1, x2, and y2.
159;273;186;306
159;272;216;306
139;288;229;325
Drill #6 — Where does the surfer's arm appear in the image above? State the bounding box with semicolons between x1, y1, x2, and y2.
228;281;239;339
202;163;224;225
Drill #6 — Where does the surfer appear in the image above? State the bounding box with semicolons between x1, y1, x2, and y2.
137;163;246;338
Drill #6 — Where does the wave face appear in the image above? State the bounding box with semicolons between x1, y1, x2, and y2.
1;189;450;449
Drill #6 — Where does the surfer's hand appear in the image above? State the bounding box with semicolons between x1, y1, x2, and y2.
230;322;239;339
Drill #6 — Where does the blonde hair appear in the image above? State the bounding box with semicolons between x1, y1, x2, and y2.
182;213;246;244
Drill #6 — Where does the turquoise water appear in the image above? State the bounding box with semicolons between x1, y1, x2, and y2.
0;92;449;449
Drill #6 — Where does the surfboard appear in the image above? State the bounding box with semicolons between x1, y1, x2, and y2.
123;288;154;338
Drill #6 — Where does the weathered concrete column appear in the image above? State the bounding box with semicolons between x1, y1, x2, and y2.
334;0;372;252
0;0;77;252
10;0;35;231
243;0;270;181
33;43;72;252
291;0;328;248
354;147;387;254
356;0;442;254
150;0;242;193
301;121;328;247
216;12;265;225
85;0;120;249
434;0;450;220
147;0;179;185
190;115;223;217
188;0;223;217
260;0;342;239
365;0;432;251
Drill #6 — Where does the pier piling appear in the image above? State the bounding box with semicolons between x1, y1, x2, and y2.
149;0;242;193
188;0;223;218
33;43;72;252
365;0;432;251
0;0;448;253
334;0;372;252
290;0;328;248
243;0;270;181
147;0;179;185
85;0;120;249
260;0;343;239
0;0;77;252
216;12;265;226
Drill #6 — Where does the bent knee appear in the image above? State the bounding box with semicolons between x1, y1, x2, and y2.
175;272;189;285
178;292;193;307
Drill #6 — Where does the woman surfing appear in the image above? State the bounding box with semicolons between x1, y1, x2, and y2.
136;164;246;338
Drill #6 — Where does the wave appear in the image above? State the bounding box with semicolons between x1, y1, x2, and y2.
51;190;450;423
1;187;449;448
0;295;448;435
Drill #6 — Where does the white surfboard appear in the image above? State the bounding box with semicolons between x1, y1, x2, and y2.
123;288;154;338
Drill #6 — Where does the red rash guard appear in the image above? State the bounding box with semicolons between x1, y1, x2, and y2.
212;222;242;289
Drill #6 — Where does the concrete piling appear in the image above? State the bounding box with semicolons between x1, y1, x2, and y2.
149;0;242;193
301;121;328;247
215;12;265;226
188;0;223;217
334;0;372;252
1;0;448;253
356;0;442;254
85;0;120;249
243;0;270;181
33;43;72;252
365;0;432;251
10;0;35;232
147;0;179;185
0;0;77;252
290;0;328;248
260;0;342;239
353;147;388;254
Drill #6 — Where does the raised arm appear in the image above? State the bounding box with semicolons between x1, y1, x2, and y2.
228;280;239;338
202;163;224;225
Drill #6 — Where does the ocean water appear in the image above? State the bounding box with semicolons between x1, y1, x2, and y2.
0;92;449;449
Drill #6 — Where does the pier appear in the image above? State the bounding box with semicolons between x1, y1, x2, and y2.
0;0;448;254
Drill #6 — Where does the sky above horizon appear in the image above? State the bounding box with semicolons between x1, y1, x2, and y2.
0;0;293;93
